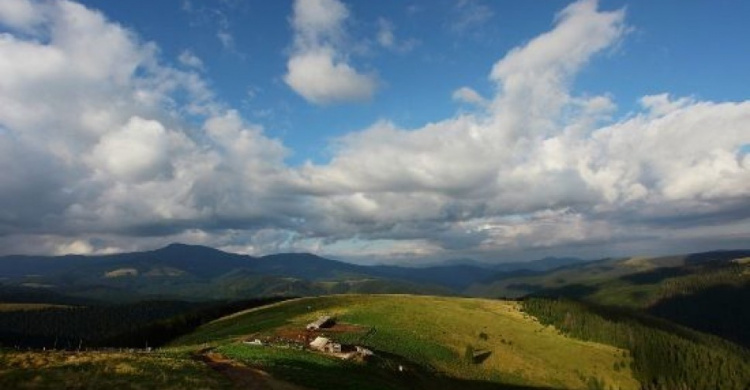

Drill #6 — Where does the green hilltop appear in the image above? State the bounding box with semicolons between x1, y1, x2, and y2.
2;293;748;389
171;294;640;390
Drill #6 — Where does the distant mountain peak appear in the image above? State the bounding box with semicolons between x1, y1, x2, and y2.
160;242;209;250
154;243;227;255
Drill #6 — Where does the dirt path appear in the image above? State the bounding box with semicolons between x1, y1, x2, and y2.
195;348;307;390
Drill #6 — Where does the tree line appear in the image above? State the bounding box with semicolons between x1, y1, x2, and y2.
647;262;750;348
522;298;750;390
0;297;288;349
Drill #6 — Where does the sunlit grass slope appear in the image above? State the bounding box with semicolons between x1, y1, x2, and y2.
173;294;639;390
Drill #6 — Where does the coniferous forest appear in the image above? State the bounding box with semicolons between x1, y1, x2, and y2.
522;298;750;390
0;298;287;350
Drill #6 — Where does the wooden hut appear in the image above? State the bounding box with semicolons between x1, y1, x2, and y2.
306;315;334;330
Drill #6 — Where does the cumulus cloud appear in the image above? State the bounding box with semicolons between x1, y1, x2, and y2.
0;0;291;254
294;0;750;260
0;0;748;262
89;117;175;183
285;49;377;105
489;0;627;138
0;0;43;33
452;86;487;106
639;93;693;117
284;0;377;105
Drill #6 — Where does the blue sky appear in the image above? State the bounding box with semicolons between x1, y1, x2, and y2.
0;0;748;263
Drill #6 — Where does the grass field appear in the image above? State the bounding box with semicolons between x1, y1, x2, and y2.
0;303;73;311
0;349;229;389
173;294;639;390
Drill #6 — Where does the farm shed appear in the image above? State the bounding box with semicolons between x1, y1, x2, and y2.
306;315;334;330
309;336;342;353
309;336;330;351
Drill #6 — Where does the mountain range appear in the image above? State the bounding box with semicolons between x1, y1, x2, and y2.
0;243;585;302
1;244;747;306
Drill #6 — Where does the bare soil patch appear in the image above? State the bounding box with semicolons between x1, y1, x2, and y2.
195;348;307;390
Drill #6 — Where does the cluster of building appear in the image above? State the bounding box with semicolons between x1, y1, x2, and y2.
307;335;373;360
306;316;373;360
243;315;373;361
243;316;373;360
308;335;373;360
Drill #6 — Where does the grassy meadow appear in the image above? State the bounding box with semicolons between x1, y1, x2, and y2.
172;294;639;390
0;349;229;389
0;303;72;312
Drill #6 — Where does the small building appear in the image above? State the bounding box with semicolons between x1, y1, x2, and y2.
306;315;334;330
309;336;343;353
326;342;342;353
243;339;264;346
309;336;330;351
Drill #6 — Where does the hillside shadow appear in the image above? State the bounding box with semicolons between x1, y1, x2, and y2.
506;283;543;293
530;284;600;300
471;349;492;364
618;267;690;285
684;250;750;265
647;284;750;349
543;298;739;349
480;270;543;284
255;355;564;390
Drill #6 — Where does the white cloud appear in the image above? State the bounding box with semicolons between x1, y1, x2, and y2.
376;18;418;53
583;99;750;203
451;0;493;33
639;93;693;117
178;49;204;70
0;0;289;243
0;0;43;32
291;0;348;46
293;0;749;259
284;49;376;105
377;18;395;48
452;86;487;106
54;239;95;255
217;30;234;50
0;0;748;261
89;117;174;183
284;0;377;105
489;0;627;138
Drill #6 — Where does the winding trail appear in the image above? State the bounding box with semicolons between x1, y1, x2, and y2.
195;348;307;390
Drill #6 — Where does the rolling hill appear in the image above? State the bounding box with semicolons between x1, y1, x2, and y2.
171;294;640;390
468;250;750;347
0;349;230;389
466;250;750;300
1;294;747;389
